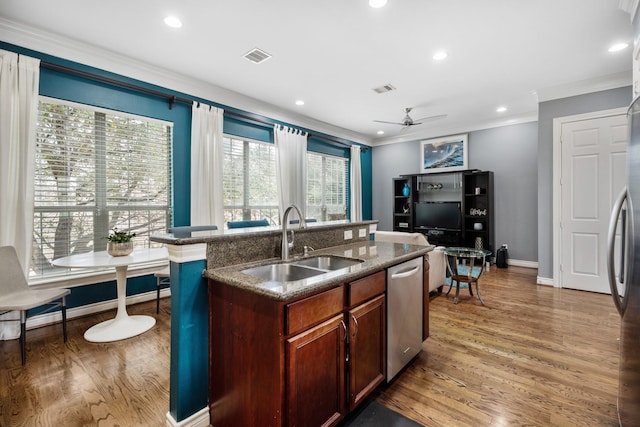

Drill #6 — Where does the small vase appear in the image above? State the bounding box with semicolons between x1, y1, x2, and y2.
107;241;134;256
402;183;410;197
475;237;483;250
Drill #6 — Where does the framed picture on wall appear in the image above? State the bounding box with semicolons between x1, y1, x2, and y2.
420;133;468;173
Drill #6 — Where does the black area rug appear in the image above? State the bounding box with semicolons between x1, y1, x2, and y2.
339;400;423;427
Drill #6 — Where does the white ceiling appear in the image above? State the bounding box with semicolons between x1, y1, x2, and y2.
0;0;634;145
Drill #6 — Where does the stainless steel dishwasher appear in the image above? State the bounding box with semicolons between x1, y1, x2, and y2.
386;256;423;381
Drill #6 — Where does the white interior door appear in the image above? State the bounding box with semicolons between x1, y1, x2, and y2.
560;113;628;293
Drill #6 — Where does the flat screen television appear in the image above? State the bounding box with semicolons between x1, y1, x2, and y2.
414;201;461;230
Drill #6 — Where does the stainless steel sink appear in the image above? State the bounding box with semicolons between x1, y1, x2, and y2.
293;256;364;271
242;263;325;282
242;255;364;283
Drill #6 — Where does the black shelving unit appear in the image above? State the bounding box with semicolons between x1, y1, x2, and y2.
392;176;416;231
462;171;494;253
391;170;495;253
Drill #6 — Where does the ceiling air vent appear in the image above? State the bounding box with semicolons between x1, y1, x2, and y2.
373;84;396;94
243;48;272;64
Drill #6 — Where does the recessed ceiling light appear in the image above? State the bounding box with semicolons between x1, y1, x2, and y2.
608;42;629;53
377;130;385;135
433;51;448;61
369;0;387;8
496;106;507;113
295;100;305;106
164;16;182;28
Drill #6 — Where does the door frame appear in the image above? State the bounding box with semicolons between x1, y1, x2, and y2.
552;107;627;288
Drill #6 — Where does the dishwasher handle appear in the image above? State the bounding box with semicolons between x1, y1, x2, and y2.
390;265;421;280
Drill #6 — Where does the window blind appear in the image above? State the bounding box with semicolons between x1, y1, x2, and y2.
306;152;348;221
32;97;172;278
223;136;278;223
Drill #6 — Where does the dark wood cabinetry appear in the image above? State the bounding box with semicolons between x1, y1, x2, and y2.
286;314;346;427
347;272;386;410
423;256;430;341
208;269;389;427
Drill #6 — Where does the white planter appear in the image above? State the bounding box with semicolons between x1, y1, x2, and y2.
107;241;133;256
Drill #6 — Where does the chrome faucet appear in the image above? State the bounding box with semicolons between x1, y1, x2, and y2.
281;204;306;261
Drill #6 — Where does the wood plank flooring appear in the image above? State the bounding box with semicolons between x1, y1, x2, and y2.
375;265;621;427
0;299;171;426
0;265;621;426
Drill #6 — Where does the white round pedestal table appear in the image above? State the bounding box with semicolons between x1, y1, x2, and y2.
52;247;168;342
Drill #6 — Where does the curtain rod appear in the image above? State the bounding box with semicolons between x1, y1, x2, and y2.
225;110;369;152
41;61;368;152
41;61;191;110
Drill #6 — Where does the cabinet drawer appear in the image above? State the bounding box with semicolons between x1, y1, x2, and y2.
348;271;386;307
286;286;343;336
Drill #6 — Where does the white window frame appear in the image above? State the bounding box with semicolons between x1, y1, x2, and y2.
30;97;172;284
306;152;349;221
222;135;279;224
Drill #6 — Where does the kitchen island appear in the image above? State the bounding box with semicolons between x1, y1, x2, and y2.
151;220;432;427
205;234;432;426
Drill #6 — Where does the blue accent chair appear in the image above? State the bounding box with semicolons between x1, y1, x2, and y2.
289;218;317;224
227;219;270;229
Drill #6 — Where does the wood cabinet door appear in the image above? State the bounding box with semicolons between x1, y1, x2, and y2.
423;256;430;341
348;294;386;410
286;314;347;427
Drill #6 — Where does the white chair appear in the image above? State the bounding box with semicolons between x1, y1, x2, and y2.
0;246;71;365
374;230;447;293
154;225;219;313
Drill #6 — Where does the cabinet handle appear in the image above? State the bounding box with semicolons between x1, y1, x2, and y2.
340;320;347;341
390;265;420;279
351;315;359;337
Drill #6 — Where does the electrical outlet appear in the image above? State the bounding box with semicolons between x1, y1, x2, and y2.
358;228;366;238
344;230;353;240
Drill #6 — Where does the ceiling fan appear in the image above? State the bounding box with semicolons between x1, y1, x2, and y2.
374;107;447;128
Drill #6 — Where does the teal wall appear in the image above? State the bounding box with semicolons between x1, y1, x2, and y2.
0;40;373;299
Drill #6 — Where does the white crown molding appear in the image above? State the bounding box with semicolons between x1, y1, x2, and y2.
0;18;372;146
536;71;632;103
372;111;539;147
373;68;630;147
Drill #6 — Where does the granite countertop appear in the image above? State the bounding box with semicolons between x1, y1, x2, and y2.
205;240;433;301
150;220;378;245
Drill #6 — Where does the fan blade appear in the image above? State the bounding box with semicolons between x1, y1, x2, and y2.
412;114;448;124
373;119;405;125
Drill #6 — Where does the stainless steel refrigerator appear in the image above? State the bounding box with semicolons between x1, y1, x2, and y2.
608;96;640;426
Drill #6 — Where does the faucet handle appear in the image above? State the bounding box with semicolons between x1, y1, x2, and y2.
303;245;315;256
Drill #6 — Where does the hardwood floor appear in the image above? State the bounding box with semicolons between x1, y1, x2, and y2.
0;298;171;426
1;266;621;426
375;265;621;426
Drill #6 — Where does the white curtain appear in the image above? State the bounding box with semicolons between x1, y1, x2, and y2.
0;51;40;340
190;102;224;228
350;145;362;222
275;125;307;222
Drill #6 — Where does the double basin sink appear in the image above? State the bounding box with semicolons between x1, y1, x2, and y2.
242;256;364;283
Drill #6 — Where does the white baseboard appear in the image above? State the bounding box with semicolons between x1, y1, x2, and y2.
24;287;171;331
165;407;209;427
537;276;555;286
507;259;538;269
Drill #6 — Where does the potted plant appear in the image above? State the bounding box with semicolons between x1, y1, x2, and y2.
107;227;136;256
